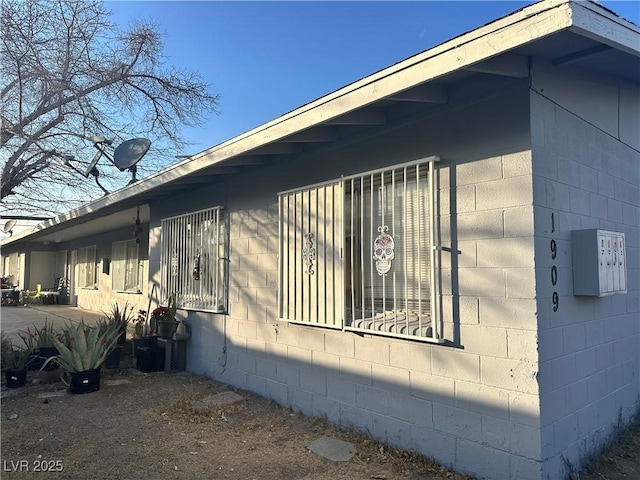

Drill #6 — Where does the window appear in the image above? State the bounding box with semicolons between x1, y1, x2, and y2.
77;246;96;288
3;253;20;285
278;157;442;343
112;240;140;292
160;207;227;312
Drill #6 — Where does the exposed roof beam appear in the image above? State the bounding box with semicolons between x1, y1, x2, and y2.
552;44;612;65
164;178;217;187
223;155;268;166
324;108;386;125
387;84;448;103
466;53;529;78
248;143;303;155
279;128;338;142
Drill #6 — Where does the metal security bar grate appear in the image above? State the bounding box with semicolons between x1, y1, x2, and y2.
278;156;441;342
278;181;343;327
160;207;227;313
343;158;440;342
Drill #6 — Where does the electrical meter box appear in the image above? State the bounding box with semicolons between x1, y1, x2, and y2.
571;229;627;296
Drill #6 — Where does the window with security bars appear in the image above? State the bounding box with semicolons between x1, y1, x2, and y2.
278;156;441;342
160;207;227;313
78;245;96;288
112;239;140;292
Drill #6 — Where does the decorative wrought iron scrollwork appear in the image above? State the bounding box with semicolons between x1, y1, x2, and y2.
302;232;316;275
192;252;201;281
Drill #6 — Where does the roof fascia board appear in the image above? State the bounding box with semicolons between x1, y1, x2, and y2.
568;1;640;57
170;2;573;171
10;0;635;247
0;1;575;247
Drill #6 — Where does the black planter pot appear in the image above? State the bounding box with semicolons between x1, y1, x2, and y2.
131;337;150;359
5;368;27;388
104;346;122;369
69;367;101;394
158;321;178;339
27;353;43;371
136;346;165;373
38;346;59;371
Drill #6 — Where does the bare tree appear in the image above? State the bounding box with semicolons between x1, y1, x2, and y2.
1;0;219;215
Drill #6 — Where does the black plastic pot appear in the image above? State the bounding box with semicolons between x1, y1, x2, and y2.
69;367;101;394
38;346;59;371
5;368;27;388
27;353;43;371
136;347;165;373
131;337;150;359
104;346;122;369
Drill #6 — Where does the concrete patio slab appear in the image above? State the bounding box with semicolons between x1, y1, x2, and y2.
0;304;106;341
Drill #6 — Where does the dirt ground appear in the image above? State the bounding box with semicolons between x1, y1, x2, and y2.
1;357;639;480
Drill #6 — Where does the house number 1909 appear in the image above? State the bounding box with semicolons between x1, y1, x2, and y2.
551;213;559;312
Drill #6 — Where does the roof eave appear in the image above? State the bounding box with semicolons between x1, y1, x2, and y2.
3;0;637;248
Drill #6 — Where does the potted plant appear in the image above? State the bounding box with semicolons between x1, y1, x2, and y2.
41;319;122;394
102;301;135;344
132;309;151;360
17;329;41;371
2;333;32;388
152;292;178;339
35;320;59;370
101;302;135;368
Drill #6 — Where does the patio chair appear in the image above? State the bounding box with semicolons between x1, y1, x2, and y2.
25;284;42;305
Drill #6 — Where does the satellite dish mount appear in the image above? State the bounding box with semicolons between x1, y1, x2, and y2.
66;136;151;195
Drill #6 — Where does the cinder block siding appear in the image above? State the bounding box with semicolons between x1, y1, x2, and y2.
531;61;640;480
173;84;542;480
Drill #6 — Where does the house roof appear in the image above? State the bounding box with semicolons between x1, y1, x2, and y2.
3;0;639;246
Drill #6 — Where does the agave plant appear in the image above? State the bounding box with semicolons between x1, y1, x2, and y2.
42;319;122;373
102;301;136;343
1;332;32;371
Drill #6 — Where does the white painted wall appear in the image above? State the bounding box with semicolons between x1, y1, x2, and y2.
531;60;640;479
69;228;150;315
28;251;56;290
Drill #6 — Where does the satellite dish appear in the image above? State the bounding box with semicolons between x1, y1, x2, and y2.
3;219;17;234
113;138;151;172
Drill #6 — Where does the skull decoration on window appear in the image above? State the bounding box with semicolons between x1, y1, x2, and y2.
373;225;395;276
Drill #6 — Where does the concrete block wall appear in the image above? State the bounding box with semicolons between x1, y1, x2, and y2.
180;86;543;479
531;62;640;479
117;81;547;480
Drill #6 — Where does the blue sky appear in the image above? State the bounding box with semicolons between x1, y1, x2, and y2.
107;1;640;156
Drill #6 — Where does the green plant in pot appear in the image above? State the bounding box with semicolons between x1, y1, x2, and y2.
152;292;178;339
42;319;122;394
1;331;13;370
35;320;59;370
101;301;136;368
18;320;58;370
103;301;135;344
2;333;32;388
